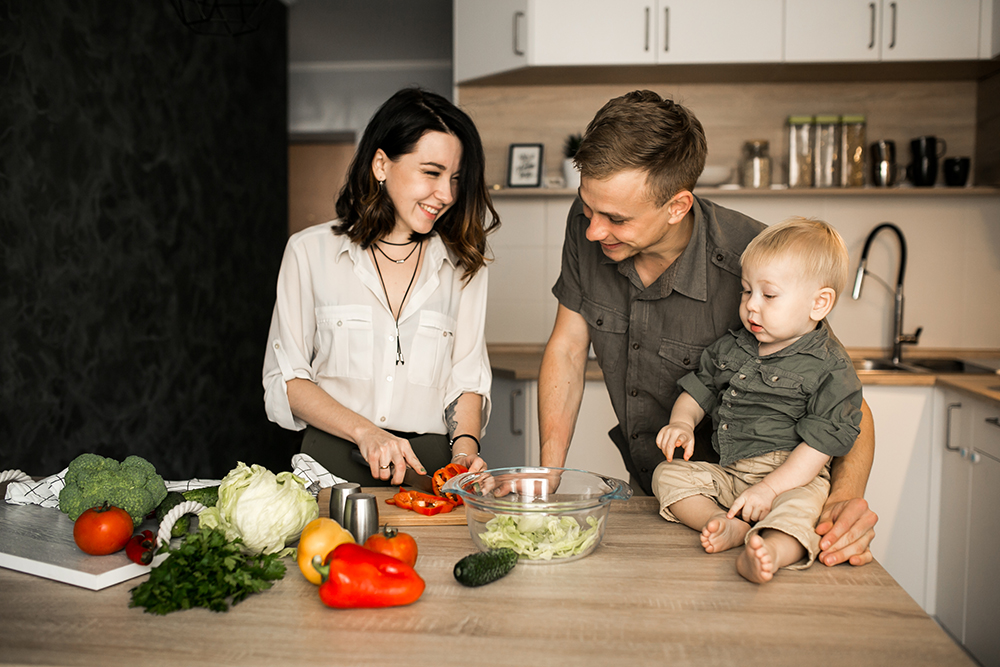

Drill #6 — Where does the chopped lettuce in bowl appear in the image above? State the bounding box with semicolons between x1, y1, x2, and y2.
479;513;605;562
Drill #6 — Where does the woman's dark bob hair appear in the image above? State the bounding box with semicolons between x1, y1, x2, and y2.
335;87;500;282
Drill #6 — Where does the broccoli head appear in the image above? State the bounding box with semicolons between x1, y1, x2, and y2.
59;453;168;526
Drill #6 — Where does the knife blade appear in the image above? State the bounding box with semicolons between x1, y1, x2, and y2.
349;449;434;493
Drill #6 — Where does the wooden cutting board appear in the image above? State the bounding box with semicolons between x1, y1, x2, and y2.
0;503;165;590
318;486;467;526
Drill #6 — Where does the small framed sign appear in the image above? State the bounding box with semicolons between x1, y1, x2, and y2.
507;143;544;188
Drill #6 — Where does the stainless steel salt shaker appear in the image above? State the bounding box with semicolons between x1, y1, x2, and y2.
329;482;361;526
344;492;379;544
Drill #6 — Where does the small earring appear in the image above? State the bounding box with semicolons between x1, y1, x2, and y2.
377;179;385;189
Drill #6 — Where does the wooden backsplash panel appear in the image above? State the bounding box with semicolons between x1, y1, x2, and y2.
458;81;978;188
976;70;1000;185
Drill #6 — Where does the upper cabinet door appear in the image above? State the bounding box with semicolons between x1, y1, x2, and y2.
658;0;784;63
531;0;657;65
785;0;882;62
454;0;529;83
880;0;981;61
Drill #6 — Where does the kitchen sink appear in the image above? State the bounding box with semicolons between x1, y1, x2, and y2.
906;358;996;374
852;359;924;373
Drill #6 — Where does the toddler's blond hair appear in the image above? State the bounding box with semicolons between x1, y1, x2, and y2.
740;217;850;304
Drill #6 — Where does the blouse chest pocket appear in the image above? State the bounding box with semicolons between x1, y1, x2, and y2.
407;310;456;388
314;305;373;380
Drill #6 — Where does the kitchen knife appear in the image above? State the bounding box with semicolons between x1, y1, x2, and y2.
349;449;434;493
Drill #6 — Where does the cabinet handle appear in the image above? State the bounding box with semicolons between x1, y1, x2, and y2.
510;388;523;436
970;450;982;464
868;3;876;49
945;402;961;452
986;417;1000;429
512;11;525;56
888;2;897;49
644;6;650;52
663;6;669;52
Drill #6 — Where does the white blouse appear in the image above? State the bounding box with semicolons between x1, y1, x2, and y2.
262;222;492;436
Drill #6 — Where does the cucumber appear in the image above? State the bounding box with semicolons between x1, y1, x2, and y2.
155;492;189;537
453;548;518;587
183;485;219;507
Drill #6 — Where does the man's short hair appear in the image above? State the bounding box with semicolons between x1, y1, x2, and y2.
741;217;851;303
574;90;707;206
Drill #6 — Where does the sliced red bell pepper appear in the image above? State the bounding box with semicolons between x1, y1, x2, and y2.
411;496;455;515
384;487;415;510
431;463;468;505
313;543;425;609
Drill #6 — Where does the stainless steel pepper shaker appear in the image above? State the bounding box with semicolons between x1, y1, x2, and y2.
344;492;379;544
329;482;361;526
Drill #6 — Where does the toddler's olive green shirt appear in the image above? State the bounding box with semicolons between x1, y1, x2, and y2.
679;322;863;467
553;196;765;494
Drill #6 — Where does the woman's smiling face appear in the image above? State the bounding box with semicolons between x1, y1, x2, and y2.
374;130;462;240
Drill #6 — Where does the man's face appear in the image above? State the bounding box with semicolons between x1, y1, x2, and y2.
578;170;674;262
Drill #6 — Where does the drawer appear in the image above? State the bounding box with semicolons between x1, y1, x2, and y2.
972;399;1000;461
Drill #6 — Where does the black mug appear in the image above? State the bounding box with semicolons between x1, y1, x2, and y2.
944;157;970;187
870;140;900;187
908;136;947;187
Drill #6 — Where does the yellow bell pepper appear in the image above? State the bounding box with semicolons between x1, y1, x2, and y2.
296;517;355;585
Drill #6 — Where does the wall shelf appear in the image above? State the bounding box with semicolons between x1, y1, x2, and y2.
490;185;1000;198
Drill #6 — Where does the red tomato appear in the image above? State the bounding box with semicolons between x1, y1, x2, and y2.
73;503;134;555
364;525;418;567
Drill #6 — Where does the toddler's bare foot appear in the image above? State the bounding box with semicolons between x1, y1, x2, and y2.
700;515;750;553
737;533;777;583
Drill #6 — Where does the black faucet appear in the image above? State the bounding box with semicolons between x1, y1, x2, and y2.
852;222;922;365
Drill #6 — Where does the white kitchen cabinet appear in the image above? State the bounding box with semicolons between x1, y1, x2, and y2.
935;390;1000;667
862;385;934;610
454;0;783;82
481;375;628;480
785;0;981;62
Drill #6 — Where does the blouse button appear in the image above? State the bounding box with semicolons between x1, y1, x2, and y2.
379;416;386;422
442;331;448;337
386;376;393;382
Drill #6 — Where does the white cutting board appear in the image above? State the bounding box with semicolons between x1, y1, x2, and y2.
0;502;164;590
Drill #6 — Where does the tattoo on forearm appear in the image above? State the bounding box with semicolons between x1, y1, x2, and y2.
444;398;459;438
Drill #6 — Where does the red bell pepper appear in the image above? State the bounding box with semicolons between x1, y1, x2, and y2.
125;530;156;565
312;543;425;609
431;463;468;505
385;487;457;514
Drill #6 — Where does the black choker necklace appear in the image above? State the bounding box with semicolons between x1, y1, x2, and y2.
374;241;419;264
379;238;417;247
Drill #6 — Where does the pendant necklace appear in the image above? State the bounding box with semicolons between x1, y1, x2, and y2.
371;240;423;365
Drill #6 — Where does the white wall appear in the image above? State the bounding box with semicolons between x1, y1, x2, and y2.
486;192;1000;352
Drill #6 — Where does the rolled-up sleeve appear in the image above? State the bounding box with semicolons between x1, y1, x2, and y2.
262;240;315;431
796;361;863;458
443;265;492;435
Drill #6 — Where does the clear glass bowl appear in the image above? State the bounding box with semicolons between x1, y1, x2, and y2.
440;467;632;564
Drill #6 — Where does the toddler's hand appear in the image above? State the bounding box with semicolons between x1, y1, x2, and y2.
655;423;695;462
728;482;777;523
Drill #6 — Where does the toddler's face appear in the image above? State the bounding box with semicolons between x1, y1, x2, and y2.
740;256;825;354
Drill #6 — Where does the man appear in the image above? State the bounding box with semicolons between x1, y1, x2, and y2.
538;90;877;567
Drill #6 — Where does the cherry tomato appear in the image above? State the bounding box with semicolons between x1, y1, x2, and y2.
73;503;134;555
364;525;418;567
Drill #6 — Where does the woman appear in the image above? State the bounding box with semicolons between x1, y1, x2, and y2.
263;88;500;486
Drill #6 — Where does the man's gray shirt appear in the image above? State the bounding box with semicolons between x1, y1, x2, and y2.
552;195;766;494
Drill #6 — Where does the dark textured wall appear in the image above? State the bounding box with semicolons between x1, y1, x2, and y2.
0;1;301;479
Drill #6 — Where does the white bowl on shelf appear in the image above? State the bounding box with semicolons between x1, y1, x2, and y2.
696;166;733;187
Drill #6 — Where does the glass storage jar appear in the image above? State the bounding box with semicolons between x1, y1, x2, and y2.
741;140;771;189
786;116;814;188
813;115;840;188
840;115;866;187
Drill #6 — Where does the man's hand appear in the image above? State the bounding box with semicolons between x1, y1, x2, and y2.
815;497;878;566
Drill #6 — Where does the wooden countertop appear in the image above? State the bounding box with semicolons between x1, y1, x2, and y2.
488;344;1000;402
0;494;973;667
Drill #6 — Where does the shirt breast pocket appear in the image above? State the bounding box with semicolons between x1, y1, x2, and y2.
580;298;629;374
657;338;704;395
408;310;456;388
756;367;806;400
314;305;373;380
